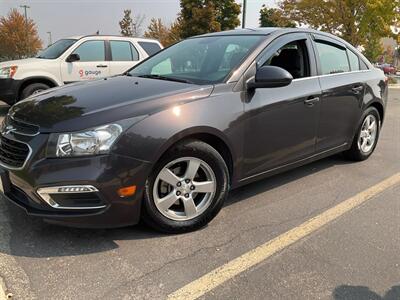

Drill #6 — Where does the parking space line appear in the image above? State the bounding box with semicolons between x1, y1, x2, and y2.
168;173;400;300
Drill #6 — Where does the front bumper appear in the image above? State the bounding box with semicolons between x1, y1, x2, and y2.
0;154;152;228
0;78;20;105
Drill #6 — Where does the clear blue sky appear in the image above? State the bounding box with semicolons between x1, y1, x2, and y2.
0;0;277;45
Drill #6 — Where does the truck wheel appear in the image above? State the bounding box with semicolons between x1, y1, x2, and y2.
20;83;50;100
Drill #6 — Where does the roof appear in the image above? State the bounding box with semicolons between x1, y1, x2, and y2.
65;35;161;43
200;28;280;37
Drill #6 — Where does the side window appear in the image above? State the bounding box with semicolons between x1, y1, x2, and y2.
110;41;138;61
131;44;139;61
263;40;310;79
348;50;360;71
360;59;369;70
315;41;350;75
138;41;162;56
73;40;105;62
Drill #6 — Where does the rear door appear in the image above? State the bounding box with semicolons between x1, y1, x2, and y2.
108;40;141;76
312;35;365;151
243;33;321;178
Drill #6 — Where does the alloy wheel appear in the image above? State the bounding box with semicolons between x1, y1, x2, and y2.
153;157;216;221
358;114;378;154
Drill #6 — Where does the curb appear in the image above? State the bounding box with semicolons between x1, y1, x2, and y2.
389;85;400;89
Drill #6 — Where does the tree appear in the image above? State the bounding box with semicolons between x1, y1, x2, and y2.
178;0;241;39
0;9;42;60
214;0;241;31
144;18;181;46
280;0;398;48
119;9;145;37
259;5;295;28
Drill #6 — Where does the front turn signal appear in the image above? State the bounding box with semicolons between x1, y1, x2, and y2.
117;185;137;197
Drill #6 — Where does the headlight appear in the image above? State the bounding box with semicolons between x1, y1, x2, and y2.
54;124;122;157
0;66;18;78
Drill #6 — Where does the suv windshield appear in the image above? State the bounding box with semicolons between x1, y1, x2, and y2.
37;39;77;59
129;35;263;84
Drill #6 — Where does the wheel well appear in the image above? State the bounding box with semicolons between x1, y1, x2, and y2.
167;133;234;182
369;102;384;123
18;78;57;100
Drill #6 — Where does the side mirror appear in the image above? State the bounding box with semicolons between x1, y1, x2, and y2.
66;53;80;63
247;65;293;89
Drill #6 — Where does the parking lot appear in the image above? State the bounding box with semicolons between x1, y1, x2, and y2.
0;88;399;300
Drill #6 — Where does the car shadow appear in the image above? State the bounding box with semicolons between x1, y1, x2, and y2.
333;284;400;300
0;152;355;259
225;153;352;207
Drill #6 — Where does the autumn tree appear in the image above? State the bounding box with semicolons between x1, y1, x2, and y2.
279;0;399;59
144;18;181;46
0;9;42;60
259;5;295;28
178;0;241;38
119;9;145;37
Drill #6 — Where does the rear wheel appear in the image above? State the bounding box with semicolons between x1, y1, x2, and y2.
20;83;50;100
143;140;229;233
344;107;380;161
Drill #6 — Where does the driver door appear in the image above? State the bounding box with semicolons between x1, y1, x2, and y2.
243;33;321;178
60;40;110;83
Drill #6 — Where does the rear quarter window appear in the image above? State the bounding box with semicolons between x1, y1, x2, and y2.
348;50;360;71
138;41;162;56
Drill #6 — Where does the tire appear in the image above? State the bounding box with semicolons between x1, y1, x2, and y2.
142;140;230;233
20;83;50;100
344;107;381;161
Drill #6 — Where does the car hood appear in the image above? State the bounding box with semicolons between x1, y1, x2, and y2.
9;76;213;133
0;57;54;68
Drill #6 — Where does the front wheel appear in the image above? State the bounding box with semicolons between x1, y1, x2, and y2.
20;83;50;100
143;140;229;233
344;107;381;161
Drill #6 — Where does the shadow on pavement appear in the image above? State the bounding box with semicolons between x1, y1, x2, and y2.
333;285;400;300
226;153;351;207
2;152;352;258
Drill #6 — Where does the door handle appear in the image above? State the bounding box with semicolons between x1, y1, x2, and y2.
304;97;320;107
96;64;108;68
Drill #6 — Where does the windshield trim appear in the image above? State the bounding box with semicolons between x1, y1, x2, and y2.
126;34;267;85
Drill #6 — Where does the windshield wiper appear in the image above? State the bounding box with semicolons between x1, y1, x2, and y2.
137;74;194;84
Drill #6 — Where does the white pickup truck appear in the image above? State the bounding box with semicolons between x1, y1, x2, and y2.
0;35;163;105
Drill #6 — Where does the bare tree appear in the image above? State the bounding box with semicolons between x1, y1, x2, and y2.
119;9;145;37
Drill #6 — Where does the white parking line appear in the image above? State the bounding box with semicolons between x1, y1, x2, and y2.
168;173;400;300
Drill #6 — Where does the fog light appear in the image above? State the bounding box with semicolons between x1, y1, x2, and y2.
117;185;137;197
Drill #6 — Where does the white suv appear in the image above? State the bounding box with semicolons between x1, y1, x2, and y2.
0;35;163;104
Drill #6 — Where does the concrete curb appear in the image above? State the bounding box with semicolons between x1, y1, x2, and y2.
389;84;400;89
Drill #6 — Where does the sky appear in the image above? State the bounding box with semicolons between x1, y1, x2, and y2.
0;0;277;46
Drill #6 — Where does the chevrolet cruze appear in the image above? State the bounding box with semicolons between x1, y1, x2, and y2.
0;28;388;232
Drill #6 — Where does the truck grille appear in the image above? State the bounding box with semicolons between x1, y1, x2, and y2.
6;115;39;136
0;135;30;169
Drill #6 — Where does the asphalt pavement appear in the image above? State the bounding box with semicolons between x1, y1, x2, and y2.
0;88;399;300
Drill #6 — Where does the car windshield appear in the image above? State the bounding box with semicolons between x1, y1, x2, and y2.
36;39;77;59
128;35;264;84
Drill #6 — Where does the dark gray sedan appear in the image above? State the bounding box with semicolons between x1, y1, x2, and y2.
0;28;388;232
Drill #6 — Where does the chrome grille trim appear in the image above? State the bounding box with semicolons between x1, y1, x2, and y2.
0;135;32;170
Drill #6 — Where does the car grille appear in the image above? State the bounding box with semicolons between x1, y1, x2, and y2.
0;135;30;169
6;115;39;136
